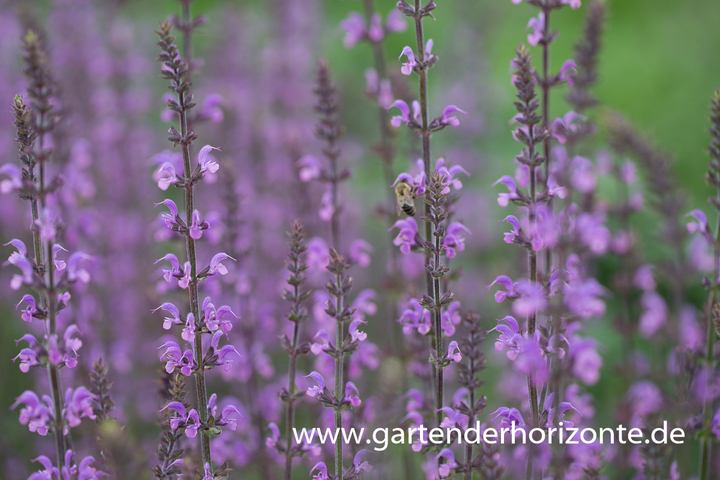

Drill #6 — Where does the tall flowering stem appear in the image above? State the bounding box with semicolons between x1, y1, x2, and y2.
156;21;211;465
456;312;487;480
3;32;102;479
699;89;720;480
393;0;467;433
154;373;189;479
279;221;312;480
510;44;546;426
154;22;239;476
314;60;347;251
420;173;454;428
17;31;67;467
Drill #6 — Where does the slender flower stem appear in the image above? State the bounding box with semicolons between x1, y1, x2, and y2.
700;199;720;480
179;86;212;468
696;88;720;480
335;284;345;480
541;8;552;278
282;221;310;480
20;32;70;467
411;0;444;431
284;318;300;480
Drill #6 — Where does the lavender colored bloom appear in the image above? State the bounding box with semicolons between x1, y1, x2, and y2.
197;145;221;174
349;239;374;267
447;341;462;362
564;278;605;319
489;406;525;430
443;222;471;258
390;217;419;253
11;391;53;436
209;331;241;371
436;448;458;478
388;99;420;128
310;461;330;480
340;12;366;48
398;297;432;335
487;275;518;303
16;295;39;322
398;46;418;75
492;176;520;207
152;302;183;330
349;319;368;342
353;449;372;473
153;161;179;191
627;381;663;417
569;339;602;385
344;381;362;407
158;341;194;376
0;163;22;193
500;215;522;244
297;154;322;182
438;105;467;128
638;291;667;337
305;371;325;398
559;60;577;86
64;386;96;427
633;264;656;291
208;252;235;276
489;316;522;360
526;13;545;46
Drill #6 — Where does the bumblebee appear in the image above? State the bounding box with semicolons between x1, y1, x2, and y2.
394;180;416;216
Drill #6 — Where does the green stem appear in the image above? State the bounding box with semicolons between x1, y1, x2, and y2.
179;86;211;467
700;209;720;480
334;273;345;480
284;319;300;480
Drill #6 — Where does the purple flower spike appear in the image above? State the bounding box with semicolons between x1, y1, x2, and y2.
305;371;325;397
